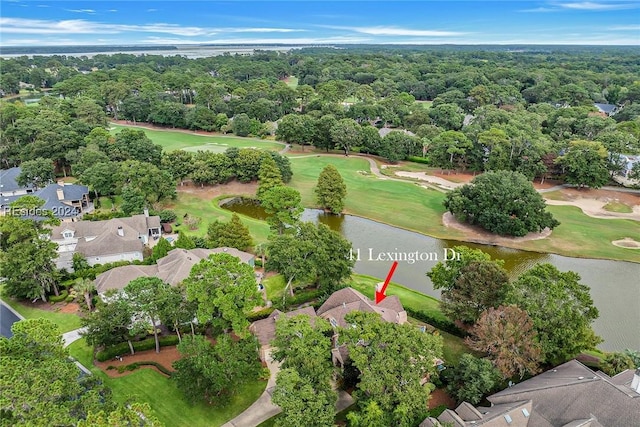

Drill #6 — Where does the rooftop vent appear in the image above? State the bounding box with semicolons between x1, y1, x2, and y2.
578;376;585;380
117;226;124;237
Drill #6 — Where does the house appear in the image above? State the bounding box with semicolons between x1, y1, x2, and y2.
249;287;407;363
378;127;416;138
50;211;161;270
93;247;255;295
593;103;619;117
1;168;89;221
249;307;317;362
618;154;640;178
421;360;640;427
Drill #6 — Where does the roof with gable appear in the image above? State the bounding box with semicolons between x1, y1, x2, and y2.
94;247;255;294
0;178;88;219
249;306;317;347
317;287;406;327
378;127;416;138
593;103;617;114
0;167;33;194
488;359;640;427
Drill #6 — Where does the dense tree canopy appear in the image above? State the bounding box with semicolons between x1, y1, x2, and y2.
444;170;560;236
315;164;347;214
507;263;601;364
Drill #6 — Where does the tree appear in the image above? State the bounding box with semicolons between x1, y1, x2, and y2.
271;315;337;427
276;114;316;149
162;150;194;185
315;164;347;214
444;170;559;237
256;154;283;200
340;312;443;427
444;354;501;405
466;305;543;379
172;334;261;404
1;319;116;425
556;140;609;189
111;128;162;165
124;277;170;353
158;285;198;342
16;157;54;189
72;252;91;272
429;130;472;171
312;223;355;292
600;352;636;377
183;253;260;336
442;260;510;325
80;161;118;200
81;297;141;354
231;113;253;137
151;237;173;262
0;211;60;301
206;213;254;251
260;186;303;235
120;185;146;216
174;230;196;249
508;263;601;364
74;277;96;311
79;403;162;427
272;369;337;427
313;114;338;152
429;103;464;130
330;118;362;156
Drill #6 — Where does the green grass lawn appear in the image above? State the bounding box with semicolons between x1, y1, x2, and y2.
109;124;283;153
284;76;298;88
414;100;433;109
287;156;459;241
1;296;82;333
263;274;286;301
603;201;633;213
67;338;267;427
167;194;271;242
524;205;640;263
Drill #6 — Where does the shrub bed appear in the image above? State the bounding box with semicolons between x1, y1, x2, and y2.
247;307;276;322
96;335;180;362
49;290;69;303
407;156;430;164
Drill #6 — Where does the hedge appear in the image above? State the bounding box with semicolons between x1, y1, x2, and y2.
404;307;467;338
407;155;430;165
96;335;180;362
49;290;69;303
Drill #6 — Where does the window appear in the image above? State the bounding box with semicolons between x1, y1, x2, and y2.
63;231;73;239
329;318;338;328
504;414;512;424
522;408;530;418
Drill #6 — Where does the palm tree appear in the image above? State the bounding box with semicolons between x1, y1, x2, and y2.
254;242;268;267
74;278;96;311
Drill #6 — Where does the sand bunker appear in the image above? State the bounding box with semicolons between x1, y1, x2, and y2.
612;238;640;249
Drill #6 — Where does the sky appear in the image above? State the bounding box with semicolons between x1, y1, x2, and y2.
0;1;639;46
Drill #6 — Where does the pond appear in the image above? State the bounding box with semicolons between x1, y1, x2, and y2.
222;198;640;351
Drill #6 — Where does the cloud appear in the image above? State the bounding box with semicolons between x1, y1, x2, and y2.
321;25;466;37
609;24;640;30
143;36;370;45
66;9;96;14
519;7;560;12
108;9;118;13
147;9;158;12
556;2;639;10
0;18;305;37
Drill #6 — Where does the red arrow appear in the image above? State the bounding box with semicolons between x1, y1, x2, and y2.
375;261;398;304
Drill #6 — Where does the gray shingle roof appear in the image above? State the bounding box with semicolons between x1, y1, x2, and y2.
594;103;617;114
249;307;317;347
0;167;33;194
488;360;640;427
317;287;406;327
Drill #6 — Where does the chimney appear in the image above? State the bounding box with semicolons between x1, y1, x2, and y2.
144;208;149;217
56;187;65;201
632;369;640;393
117;226;124;237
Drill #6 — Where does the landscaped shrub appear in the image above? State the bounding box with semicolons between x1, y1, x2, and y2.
64;295;75;303
49;290;69;303
96;335;180;362
407;155;430;165
83;211;127;221
404;307;467;338
157;209;177;223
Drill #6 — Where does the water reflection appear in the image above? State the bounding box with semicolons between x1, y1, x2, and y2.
222;199;640;351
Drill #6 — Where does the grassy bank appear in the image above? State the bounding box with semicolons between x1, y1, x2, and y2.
287;155;639;263
0;296;82;333
168;194;271;242
109;124;283;153
67;337;267;427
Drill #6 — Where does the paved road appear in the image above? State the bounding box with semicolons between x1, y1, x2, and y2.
0;300;23;338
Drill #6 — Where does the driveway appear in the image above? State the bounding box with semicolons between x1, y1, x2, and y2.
0;300;24;338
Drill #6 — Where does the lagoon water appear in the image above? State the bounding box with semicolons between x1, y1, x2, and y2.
223;198;640;351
